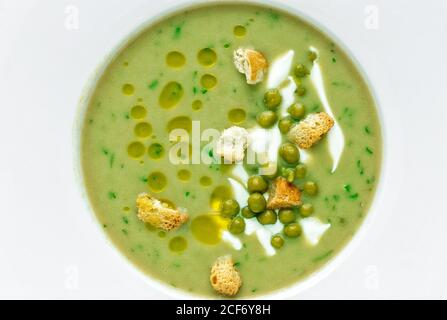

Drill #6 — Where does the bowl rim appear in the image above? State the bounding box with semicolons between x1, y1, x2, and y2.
73;0;388;300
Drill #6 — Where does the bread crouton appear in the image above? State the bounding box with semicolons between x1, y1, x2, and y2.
216;126;249;163
233;48;268;84
287;112;334;149
136;193;188;231
210;255;242;296
267;177;302;209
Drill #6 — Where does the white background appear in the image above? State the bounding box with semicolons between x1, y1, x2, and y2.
0;0;446;299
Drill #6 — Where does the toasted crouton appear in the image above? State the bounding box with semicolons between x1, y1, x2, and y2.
210;255;242;297
287;112;334;149
136;193;188;231
233;48;268;84
267;177;302;209
216;126;249;163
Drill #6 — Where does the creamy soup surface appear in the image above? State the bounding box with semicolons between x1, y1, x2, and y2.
81;3;382;297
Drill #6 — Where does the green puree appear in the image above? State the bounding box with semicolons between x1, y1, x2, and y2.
81;3;382;297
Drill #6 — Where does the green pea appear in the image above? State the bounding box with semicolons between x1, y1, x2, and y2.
281;167;295;183
295;164;307;179
257;111;278;128
308;51;318;62
284;223;302;238
278;117;294;134
247;193;266;213
303;181;318;196
241;206;256;219
221;199;240;218
288;103;305;120
279;143;300;164
296;86;307;96
300;203;314;217
278;209;296;224
263;89;282;110
271;235;284;249
229;216;246;234
247;175;268;194
257;209;277;225
294;64;310;78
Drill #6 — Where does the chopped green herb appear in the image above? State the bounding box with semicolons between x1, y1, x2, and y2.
148;80;159;90
108;192;117;200
150;248;161;259
342;107;354;118
209;163;220;171
223;43;231;48
365;147;374;155
313;250;333;262
356;160;365;175
268;9;280;21
364;126;372;135
331;81;352;88
109;153;115;168
122;216;129;224
343;184;360;200
173;21;185;39
201;88;208;94
121;229;128;235
310;103;320;112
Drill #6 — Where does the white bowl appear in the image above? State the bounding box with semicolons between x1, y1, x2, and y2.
75;0;386;300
